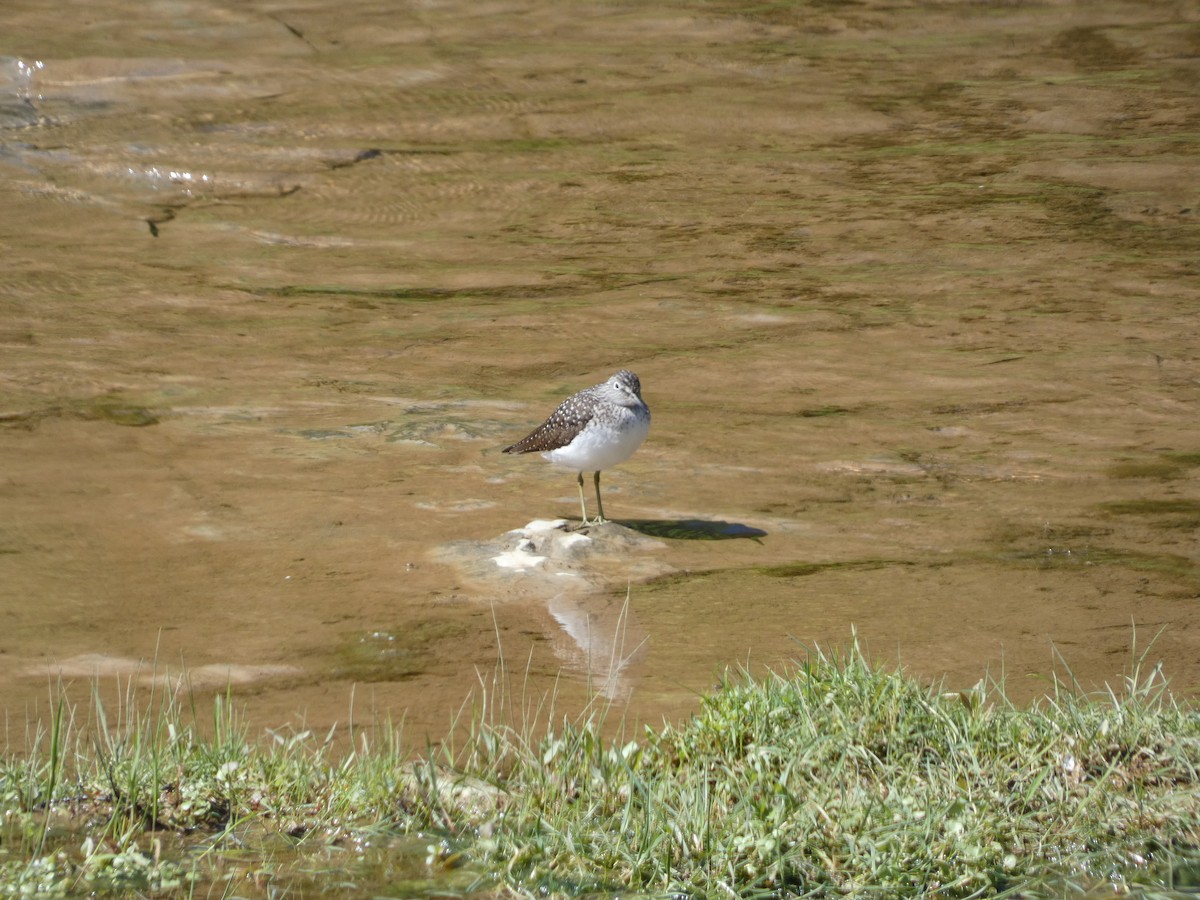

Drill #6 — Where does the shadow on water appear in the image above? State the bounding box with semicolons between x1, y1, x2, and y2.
622;519;768;542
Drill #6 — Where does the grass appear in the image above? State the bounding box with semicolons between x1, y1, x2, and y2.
2;638;1199;897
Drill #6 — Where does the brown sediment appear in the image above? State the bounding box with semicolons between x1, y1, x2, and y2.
0;0;1196;748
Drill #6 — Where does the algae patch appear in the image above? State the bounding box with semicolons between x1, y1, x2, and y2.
334;620;470;683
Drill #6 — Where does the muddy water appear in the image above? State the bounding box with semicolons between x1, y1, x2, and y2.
1;0;1198;748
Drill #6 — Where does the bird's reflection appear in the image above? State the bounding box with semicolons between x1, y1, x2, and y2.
546;591;647;700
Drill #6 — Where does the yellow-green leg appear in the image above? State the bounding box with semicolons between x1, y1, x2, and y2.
575;471;608;525
592;470;608;524
575;471;590;524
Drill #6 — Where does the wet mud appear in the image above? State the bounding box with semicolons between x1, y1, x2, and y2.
1;0;1198;746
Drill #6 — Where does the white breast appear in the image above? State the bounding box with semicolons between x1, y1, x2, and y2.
542;409;650;473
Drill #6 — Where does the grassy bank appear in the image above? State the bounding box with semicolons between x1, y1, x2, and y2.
2;642;1199;897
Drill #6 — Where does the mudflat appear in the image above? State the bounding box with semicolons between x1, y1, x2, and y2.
1;0;1197;745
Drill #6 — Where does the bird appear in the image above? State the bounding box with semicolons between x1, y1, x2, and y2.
503;370;650;525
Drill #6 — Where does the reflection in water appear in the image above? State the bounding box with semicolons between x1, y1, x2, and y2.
437;520;666;699
547;591;646;700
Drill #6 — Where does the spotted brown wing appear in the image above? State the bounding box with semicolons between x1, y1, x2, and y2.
502;391;595;454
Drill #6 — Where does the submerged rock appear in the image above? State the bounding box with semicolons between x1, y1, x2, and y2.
434;520;671;698
435;519;670;597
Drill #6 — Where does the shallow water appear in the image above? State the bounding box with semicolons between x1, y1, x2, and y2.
1;0;1198;748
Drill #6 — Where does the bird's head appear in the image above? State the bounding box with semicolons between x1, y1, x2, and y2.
605;369;644;406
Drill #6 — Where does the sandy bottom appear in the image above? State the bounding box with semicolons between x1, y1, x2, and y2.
1;0;1197;748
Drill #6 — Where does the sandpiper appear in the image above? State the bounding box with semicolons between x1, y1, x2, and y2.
503;370;650;525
